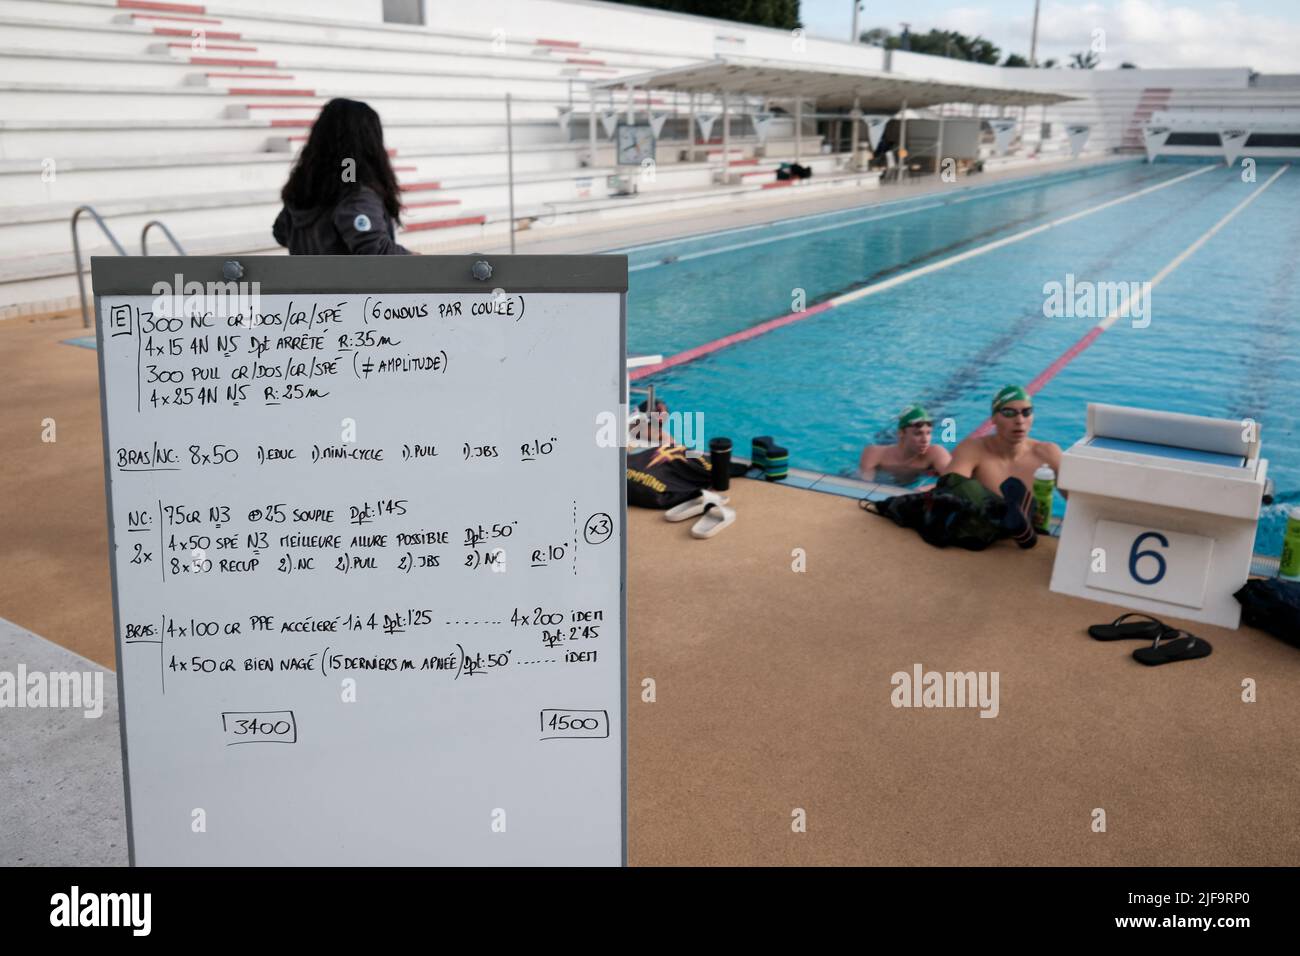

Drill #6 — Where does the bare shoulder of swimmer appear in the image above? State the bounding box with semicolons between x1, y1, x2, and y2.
1033;439;1063;469
944;435;983;477
859;443;886;475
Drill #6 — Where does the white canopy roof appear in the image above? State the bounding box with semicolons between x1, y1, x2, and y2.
593;56;1074;110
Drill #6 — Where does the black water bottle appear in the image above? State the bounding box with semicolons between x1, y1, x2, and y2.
709;437;732;491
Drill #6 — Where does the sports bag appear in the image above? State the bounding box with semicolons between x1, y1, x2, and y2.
1234;578;1300;648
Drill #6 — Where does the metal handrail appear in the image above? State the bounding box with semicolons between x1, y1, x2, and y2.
141;220;188;256
71;205;128;329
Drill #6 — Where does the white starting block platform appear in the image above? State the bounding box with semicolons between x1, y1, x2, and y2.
1050;403;1268;629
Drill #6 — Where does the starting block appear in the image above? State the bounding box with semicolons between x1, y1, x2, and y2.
1050;403;1267;629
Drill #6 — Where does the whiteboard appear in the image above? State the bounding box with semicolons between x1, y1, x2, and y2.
92;256;627;866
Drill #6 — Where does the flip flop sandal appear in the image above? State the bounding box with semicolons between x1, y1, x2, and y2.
1132;629;1213;666
691;502;736;539
664;490;729;522
1088;612;1167;641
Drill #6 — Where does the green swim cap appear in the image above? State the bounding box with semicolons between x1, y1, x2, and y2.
991;384;1030;413
898;404;932;429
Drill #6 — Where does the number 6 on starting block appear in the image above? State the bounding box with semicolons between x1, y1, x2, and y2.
1087;520;1215;609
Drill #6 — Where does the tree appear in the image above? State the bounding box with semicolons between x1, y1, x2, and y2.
909;29;1001;64
606;0;800;30
1119;62;1138;69
1070;49;1100;69
1041;57;1058;68
862;26;1002;64
1003;52;1030;67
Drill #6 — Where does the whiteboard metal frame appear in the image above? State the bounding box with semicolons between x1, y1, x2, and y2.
91;254;630;867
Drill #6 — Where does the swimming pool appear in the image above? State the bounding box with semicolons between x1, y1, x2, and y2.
621;159;1300;556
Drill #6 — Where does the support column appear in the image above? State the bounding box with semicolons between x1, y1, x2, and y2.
795;97;802;163
721;89;730;176
505;92;516;254
587;82;597;168
898;98;908;178
688;91;696;154
935;110;945;178
811;99;817;157
849;95;861;170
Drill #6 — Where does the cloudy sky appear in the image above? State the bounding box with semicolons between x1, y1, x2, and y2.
799;0;1300;72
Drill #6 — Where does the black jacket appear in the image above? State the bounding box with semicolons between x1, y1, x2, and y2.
272;184;411;256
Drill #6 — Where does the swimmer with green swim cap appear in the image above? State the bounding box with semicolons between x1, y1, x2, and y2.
991;384;1030;414
945;383;1065;544
858;402;952;487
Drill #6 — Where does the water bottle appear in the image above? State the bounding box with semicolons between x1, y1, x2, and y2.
1280;506;1300;581
709;437;732;492
1032;465;1056;533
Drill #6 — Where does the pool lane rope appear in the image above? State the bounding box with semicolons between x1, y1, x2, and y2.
968;162;1291;439
629;163;1215;382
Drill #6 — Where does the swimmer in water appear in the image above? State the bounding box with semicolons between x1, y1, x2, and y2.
858;404;951;488
944;384;1065;545
945;384;1062;496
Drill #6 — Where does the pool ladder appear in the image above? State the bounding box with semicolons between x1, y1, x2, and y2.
71;206;188;328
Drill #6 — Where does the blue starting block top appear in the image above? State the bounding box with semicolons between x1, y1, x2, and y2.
1087;436;1246;468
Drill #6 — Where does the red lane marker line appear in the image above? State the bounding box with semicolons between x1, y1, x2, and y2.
206;72;294;79
286;134;368;144
392;165;418;172
154;26;240;38
537;38;581;48
629;301;836;381
191;56;276;67
403;198;461;209
227;88;315;96
1026;325;1107;394
243;103;322;109
761;180;795;189
400;181;441;192
404;214;486;231
119;0;206;12
131;12;222;23
169;41;257;51
969;325;1107;439
269;118;313;127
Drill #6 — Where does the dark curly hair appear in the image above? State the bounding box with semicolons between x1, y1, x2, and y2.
281;98;402;223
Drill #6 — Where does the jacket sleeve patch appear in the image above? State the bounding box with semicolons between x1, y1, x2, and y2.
352;213;372;233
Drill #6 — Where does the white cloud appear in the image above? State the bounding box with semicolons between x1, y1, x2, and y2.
927;0;1300;71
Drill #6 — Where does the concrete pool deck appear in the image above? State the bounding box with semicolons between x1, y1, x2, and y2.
3;312;1300;866
0;617;126;866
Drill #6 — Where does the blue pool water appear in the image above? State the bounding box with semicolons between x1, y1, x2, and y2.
622;159;1300;556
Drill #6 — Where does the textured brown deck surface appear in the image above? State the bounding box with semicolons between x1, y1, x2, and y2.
3;312;1299;866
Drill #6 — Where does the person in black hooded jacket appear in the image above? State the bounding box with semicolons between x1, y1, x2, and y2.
272;98;412;256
